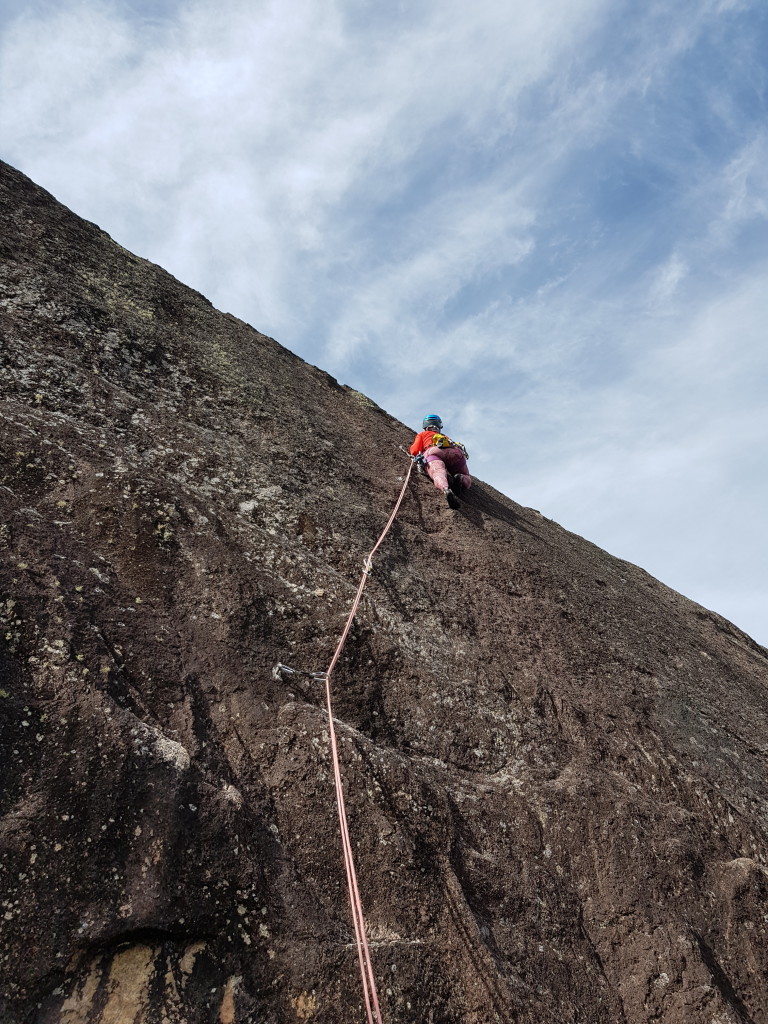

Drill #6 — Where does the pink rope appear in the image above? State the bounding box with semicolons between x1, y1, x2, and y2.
322;458;415;1024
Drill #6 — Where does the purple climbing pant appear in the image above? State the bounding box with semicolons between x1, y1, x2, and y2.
423;445;471;491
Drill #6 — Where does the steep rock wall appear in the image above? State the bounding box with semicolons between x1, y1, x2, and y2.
1;160;767;1024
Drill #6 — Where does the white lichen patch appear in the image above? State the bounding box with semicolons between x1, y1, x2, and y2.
131;723;191;772
238;486;282;515
222;784;244;808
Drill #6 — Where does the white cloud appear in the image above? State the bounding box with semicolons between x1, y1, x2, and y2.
0;0;612;332
485;269;768;642
709;134;768;243
648;254;689;306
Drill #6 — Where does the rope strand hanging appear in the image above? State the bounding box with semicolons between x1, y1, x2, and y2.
322;455;415;1024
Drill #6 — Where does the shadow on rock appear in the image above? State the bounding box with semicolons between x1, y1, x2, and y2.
462;484;541;538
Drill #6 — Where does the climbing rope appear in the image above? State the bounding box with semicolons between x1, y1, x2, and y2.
322;455;415;1024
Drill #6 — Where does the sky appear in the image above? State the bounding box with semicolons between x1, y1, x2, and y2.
1;0;767;646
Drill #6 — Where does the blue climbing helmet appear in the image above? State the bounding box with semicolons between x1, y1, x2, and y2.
423;413;442;431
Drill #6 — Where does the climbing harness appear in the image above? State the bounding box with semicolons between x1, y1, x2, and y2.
275;455;414;1024
427;433;469;459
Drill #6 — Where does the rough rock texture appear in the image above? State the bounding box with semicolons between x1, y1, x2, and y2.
1;158;767;1024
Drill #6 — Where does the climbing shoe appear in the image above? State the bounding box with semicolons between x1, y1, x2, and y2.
445;488;460;509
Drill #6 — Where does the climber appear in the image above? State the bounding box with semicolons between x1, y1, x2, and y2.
410;413;471;509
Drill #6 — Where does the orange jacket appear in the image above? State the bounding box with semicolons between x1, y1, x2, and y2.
410;430;441;456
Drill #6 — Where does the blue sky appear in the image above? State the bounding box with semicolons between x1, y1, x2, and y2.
1;0;767;645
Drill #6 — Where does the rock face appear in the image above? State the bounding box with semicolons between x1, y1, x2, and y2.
1;159;767;1024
